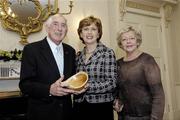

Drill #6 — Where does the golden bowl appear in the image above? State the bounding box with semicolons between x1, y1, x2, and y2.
62;71;88;91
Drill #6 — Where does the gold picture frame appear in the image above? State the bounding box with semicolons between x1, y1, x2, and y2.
0;0;59;45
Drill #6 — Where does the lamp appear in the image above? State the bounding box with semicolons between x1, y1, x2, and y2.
0;0;74;45
61;0;74;15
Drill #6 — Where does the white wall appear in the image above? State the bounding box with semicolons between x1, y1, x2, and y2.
62;0;111;51
170;2;180;119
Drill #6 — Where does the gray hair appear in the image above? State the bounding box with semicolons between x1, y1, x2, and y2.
45;13;67;28
117;26;142;48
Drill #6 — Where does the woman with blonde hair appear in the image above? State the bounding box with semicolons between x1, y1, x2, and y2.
114;26;165;120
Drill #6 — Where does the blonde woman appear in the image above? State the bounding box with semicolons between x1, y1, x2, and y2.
114;26;165;120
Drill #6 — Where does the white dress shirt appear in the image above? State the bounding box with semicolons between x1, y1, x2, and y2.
47;37;64;75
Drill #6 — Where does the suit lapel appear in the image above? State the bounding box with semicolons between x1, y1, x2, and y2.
40;39;60;76
63;44;69;78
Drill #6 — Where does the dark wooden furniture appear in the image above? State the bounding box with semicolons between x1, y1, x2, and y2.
0;91;27;120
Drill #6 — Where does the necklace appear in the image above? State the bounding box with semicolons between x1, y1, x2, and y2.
86;51;94;54
85;47;96;63
85;50;94;63
86;49;95;54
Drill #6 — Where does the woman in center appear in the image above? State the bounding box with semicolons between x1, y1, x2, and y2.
73;16;117;120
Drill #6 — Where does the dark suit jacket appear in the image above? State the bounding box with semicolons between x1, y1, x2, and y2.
19;38;76;120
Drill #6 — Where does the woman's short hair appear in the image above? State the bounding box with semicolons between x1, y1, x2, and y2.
117;26;142;48
77;16;103;44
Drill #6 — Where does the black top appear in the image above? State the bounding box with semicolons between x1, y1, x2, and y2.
116;52;165;120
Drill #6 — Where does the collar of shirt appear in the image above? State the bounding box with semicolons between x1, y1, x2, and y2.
47;36;63;54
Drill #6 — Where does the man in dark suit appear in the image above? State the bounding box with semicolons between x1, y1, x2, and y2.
19;13;76;120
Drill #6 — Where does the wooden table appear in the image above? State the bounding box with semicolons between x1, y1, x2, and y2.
0;91;21;99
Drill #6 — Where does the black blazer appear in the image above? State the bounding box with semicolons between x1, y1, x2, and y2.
19;38;76;120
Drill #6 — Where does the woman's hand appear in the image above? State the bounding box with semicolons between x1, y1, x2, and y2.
113;99;123;112
73;83;89;95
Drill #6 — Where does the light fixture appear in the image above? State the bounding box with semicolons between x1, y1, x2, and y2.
61;0;74;15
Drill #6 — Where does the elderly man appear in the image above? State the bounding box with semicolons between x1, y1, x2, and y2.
19;13;76;120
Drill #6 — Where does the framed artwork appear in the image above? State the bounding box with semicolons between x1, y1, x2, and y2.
0;60;21;80
0;49;22;80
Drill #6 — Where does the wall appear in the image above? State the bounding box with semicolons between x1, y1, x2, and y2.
107;0;125;59
60;0;111;51
170;2;180;119
170;2;180;85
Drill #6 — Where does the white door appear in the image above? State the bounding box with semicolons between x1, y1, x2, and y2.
115;11;169;120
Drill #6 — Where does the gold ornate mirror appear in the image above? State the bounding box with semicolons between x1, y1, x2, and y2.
0;0;59;45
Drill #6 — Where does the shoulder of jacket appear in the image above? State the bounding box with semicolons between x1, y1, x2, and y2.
76;51;81;56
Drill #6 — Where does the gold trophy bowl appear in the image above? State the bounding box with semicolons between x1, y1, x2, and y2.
61;71;88;91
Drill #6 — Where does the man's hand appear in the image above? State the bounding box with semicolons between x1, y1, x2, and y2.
49;75;75;96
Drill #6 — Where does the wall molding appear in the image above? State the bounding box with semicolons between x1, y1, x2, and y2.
126;1;160;13
163;2;177;27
